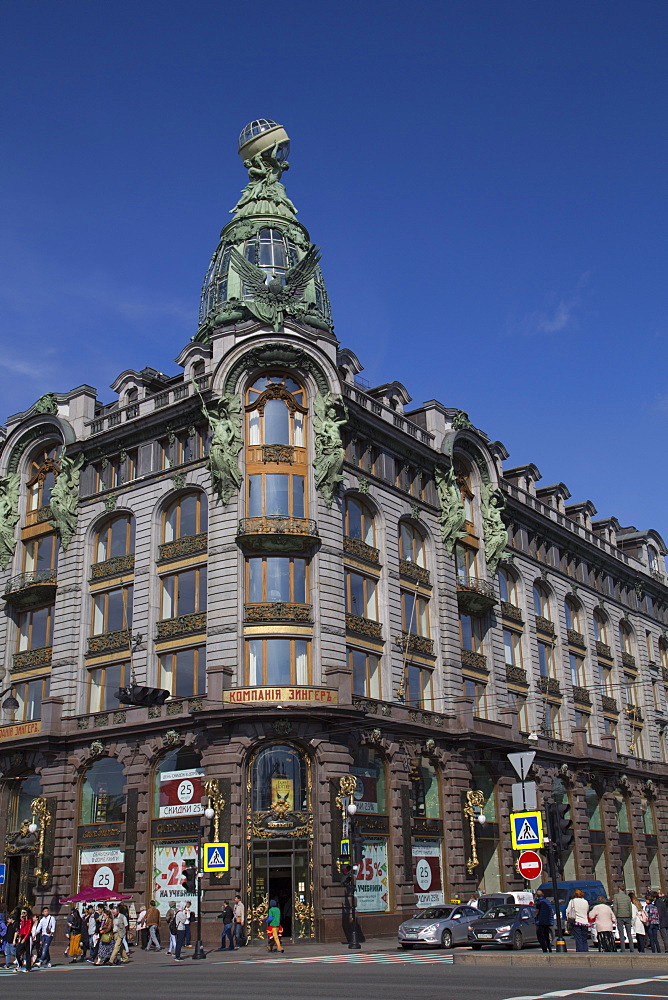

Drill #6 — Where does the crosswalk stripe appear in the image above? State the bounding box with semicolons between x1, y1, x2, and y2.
210;951;454;966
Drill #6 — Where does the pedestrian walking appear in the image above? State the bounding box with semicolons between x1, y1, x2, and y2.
34;907;56;967
183;901;192;947
15;908;33;972
266;899;284;953
109;906;130;965
67;905;83;962
0;910;7;968
589;896;616;952
3;911;17;970
95;907;114;965
136;906;148;950
173;904;188;960
533;891;554;953
233;894;245;947
216;901;235;951
165;901;177;955
145;900;162;951
86;906;100;963
612;886;634;952
644;894;660;953
629;892;646;953
566;890;590;952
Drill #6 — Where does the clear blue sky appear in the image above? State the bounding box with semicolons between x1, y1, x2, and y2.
1;1;667;535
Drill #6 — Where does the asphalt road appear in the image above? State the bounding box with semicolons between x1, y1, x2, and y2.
2;949;667;1000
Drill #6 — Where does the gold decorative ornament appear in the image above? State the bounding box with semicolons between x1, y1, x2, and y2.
464;789;485;875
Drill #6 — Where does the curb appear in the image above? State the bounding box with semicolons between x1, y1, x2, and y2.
453;952;668;967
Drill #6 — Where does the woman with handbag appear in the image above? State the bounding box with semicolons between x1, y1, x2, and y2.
95;906;114;965
566;889;590;952
67;906;83;963
629;892;647;952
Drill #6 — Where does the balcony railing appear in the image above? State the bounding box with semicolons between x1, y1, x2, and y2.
345;613;383;640
573;685;592;706
237;516;319;553
595;640;612;660
601;694;619;714
456;575;496;615
621;651;636;669
159;532;208;563
461;648;488;673
539;675;561;697
343;535;380;565
535;615;555;637
87;628;132;657
500;601;523;624
91;554;135;580
13;645;52;672
399;559;430;586
567;629;586;648
244;602;313;624
505;664;528;685
156;612;207;641
399;632;435;657
4;569;57;608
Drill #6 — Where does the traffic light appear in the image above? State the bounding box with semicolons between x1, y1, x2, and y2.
547;801;574;852
182;861;197;893
115;685;170;707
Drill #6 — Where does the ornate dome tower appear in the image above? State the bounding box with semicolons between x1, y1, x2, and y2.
197;120;332;340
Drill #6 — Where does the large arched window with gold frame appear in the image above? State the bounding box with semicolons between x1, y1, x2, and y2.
8;773;43;830
150;745;204;915
251;743;308;813
245;373;308;519
77;758;125;898
26;445;60;513
468;764;501;893
79;758;125;825
350;747;390;914
584;783;609;886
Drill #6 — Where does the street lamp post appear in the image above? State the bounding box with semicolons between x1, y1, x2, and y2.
193;805;215;960
346;802;361;951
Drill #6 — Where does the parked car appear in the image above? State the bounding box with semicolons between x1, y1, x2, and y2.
468;904;540;950
476;892;534;914
536;881;607;922
398;904;481;949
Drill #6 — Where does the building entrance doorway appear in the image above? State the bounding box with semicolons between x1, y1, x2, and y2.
250;840;312;940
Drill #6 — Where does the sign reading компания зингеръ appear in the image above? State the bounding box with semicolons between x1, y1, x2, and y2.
223;686;338;705
0;721;40;741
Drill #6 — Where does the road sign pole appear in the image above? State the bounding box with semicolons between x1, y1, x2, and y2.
193;826;206;960
546;841;567;952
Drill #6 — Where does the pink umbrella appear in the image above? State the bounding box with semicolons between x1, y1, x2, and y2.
59;886;133;904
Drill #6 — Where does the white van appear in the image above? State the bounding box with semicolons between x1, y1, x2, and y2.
475;892;534;914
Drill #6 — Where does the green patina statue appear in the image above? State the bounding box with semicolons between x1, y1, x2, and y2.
0;473;20;570
33;392;58;415
481;482;509;573
435;464;467;556
313;391;347;507
49;450;85;550
229;245;322;334
231;146;298;221
198;390;243;504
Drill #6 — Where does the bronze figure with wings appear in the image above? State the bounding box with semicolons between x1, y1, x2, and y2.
229;245;322;332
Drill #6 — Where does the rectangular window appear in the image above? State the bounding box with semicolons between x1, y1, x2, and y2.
91;585;133;634
514;693;529;732
159;646;206;698
88;662;131;713
350;648;381;700
246;638;310;686
597;662;612;694
463;677;487;718
18;605;53;651
247;556;307;604
569;652;585;687
459;613;483;653
575;710;590;740
161;568;207;618
95;449;138;490
248;474;305;517
346;570;378;620
538;641;554;677
543;701;561;738
12;677;49;722
503;629;522;667
455;544;477;584
407;664;433;711
401;590;429;636
23;534;59;572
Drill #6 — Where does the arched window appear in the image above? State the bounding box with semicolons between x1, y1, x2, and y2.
152;745;203;819
640;796;662;889
96;514;135;562
164;492;208;542
351;747;387;814
245;373;308;519
564;597;581;632
251;743;307;813
533;582;551;621
593;610;609;645
80;758;125;825
344;496;375;547
243;228;297;292
552;777;576;879
498;566;518;606
26;445;60;512
409;757;440;818
584;784;608;885
470;765;500;893
613;792;637;888
9;773;42;829
619;620;634;656
399;520;425;567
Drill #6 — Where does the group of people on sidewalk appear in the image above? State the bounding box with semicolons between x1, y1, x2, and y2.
534;885;668;954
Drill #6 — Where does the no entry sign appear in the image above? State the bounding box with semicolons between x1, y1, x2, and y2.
517;850;543;881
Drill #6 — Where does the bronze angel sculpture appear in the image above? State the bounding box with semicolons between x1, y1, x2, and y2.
229;245;322;332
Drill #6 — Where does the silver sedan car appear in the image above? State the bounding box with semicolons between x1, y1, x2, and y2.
398;904;481;949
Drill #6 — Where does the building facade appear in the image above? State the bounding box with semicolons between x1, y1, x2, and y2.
1;120;667;943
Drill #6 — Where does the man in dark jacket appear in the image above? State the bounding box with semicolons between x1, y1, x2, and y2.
534;891;554;953
656;891;668;953
216;901;235;951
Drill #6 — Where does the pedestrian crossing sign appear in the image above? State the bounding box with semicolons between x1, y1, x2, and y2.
510;811;544;850
203;842;229;872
